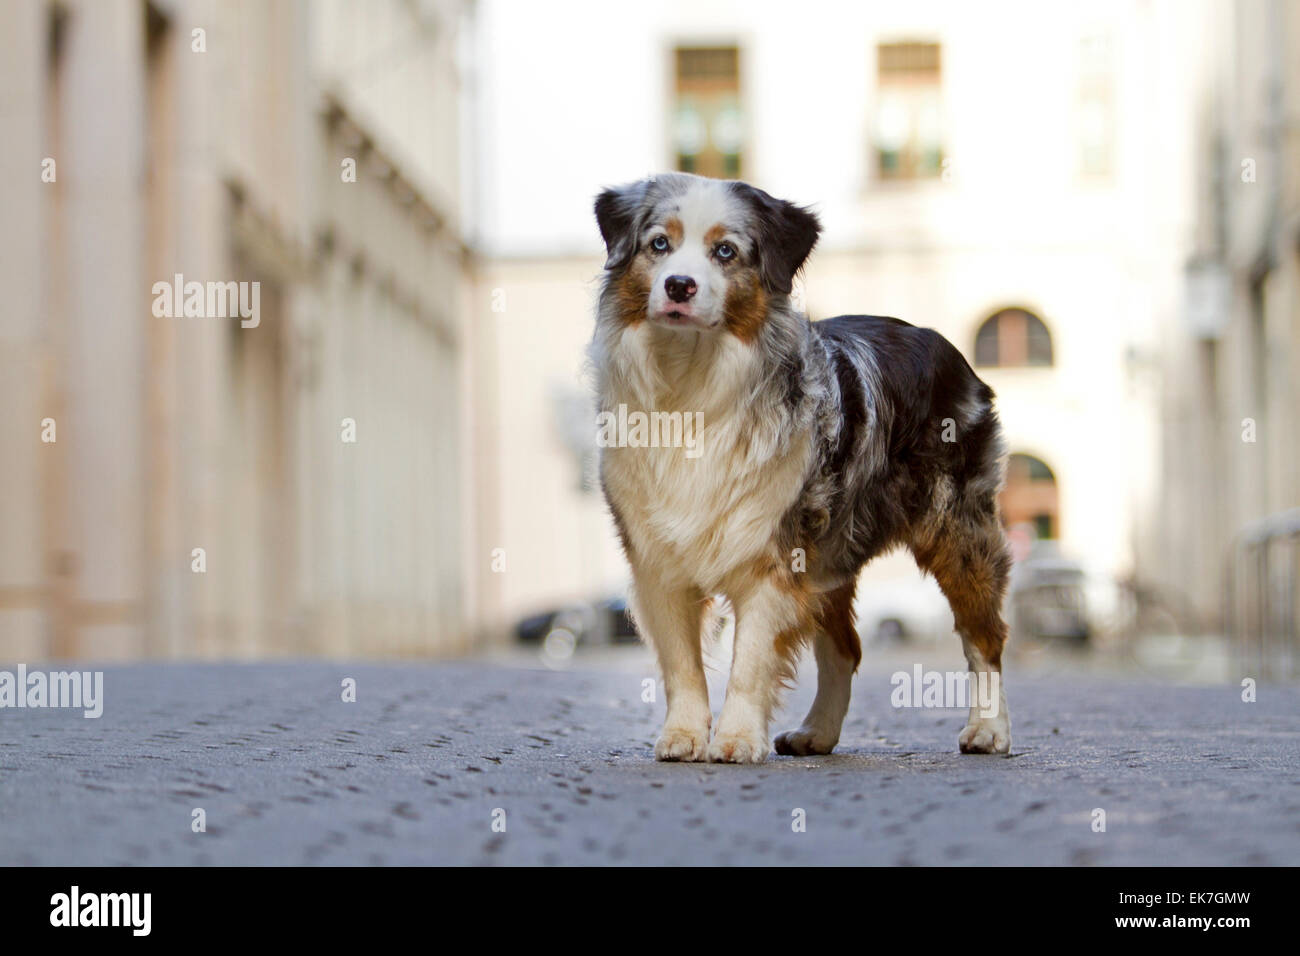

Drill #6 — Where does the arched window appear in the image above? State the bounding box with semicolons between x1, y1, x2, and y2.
974;308;1054;367
1000;453;1059;541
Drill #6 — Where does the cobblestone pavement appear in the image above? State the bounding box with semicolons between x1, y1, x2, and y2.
1;649;1296;865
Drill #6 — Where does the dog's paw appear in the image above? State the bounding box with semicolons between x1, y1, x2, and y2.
958;714;1011;755
707;730;769;764
773;727;838;756
654;725;709;762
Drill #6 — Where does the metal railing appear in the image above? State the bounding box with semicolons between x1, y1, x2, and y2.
1228;507;1300;681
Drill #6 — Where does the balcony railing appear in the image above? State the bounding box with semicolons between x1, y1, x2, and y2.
1228;507;1300;681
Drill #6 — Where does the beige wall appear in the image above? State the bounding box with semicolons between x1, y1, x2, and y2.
0;0;474;661
467;256;627;635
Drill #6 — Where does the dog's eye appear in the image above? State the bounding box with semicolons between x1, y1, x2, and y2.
715;242;736;261
650;235;670;253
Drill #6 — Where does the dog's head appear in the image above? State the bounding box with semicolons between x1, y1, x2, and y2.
594;173;820;340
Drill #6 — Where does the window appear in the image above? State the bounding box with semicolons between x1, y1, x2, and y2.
874;41;943;180
974;308;1054;367
1000;454;1059;541
673;46;743;179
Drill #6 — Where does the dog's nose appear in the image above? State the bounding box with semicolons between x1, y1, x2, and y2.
664;275;697;303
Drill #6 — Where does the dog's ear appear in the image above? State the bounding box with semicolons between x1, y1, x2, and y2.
594;179;651;271
732;183;821;295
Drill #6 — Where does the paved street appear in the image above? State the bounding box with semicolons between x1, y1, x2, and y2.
1;648;1297;866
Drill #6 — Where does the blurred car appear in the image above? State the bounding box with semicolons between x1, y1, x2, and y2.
1008;542;1091;643
515;596;638;647
853;572;955;644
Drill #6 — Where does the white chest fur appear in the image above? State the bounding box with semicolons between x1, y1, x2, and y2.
598;327;811;590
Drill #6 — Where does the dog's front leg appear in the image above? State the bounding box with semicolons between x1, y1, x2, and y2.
630;568;711;761
709;578;805;764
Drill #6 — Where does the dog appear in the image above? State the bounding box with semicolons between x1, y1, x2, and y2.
590;172;1012;763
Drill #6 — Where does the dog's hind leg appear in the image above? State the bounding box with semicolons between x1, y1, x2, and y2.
774;582;860;756
911;509;1012;754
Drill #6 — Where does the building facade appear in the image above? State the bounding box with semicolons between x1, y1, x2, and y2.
1155;0;1300;667
468;0;1213;636
0;0;474;660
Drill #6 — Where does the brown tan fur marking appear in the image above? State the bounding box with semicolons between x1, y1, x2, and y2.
612;257;652;327
911;517;1011;669
722;267;769;343
814;581;861;672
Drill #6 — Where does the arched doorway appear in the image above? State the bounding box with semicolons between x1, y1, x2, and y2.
1000;453;1059;543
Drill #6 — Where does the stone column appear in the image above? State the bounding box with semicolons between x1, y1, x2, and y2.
0;0;50;661
171;0;233;658
61;0;147;659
